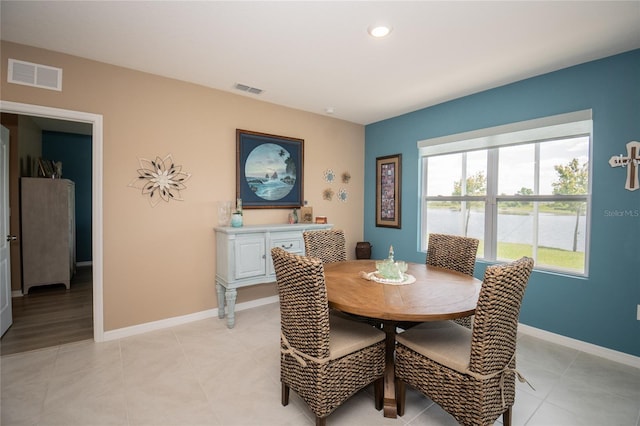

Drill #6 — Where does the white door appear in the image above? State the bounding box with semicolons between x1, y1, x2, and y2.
0;125;13;336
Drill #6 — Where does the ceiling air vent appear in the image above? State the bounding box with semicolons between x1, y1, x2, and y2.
234;83;263;95
8;59;62;91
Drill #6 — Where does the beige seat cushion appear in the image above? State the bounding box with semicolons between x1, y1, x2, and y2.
328;312;385;360
396;320;472;374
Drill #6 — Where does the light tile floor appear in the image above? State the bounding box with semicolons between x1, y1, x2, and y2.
2;303;639;426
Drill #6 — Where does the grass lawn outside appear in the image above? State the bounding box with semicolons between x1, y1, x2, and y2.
478;241;585;273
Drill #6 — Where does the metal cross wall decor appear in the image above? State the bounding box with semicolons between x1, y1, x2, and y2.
608;141;640;191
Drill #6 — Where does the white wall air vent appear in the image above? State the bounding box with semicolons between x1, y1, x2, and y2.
234;83;263;95
8;59;62;91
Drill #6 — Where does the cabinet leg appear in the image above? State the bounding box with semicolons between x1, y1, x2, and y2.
216;282;226;319
225;288;237;328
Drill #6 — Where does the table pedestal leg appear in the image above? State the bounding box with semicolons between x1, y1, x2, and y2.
382;320;398;418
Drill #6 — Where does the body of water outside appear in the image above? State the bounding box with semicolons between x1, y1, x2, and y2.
427;208;586;252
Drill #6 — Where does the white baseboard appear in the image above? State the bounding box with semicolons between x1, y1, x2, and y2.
518;323;640;369
76;261;92;267
102;295;279;342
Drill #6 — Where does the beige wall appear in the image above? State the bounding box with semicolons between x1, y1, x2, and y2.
1;41;365;331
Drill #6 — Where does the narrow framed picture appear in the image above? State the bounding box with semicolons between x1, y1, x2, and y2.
236;129;304;209
376;154;401;228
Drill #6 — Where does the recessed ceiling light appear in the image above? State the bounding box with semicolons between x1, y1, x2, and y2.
368;25;392;38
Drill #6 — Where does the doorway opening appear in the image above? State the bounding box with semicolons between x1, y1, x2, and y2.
0;101;104;349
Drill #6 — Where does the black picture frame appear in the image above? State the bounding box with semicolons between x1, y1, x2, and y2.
236;129;304;209
376;154;402;228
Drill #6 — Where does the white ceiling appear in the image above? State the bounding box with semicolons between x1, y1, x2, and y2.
2;1;639;125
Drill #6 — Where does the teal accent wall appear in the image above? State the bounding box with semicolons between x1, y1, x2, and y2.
42;131;92;263
364;49;640;357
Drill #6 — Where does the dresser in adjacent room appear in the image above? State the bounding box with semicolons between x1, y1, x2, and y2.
21;177;76;294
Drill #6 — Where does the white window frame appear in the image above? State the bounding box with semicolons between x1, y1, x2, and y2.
418;110;592;276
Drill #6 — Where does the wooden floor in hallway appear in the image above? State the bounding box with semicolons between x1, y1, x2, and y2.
0;265;93;356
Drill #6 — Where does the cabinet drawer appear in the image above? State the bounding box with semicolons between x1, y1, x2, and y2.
269;232;303;253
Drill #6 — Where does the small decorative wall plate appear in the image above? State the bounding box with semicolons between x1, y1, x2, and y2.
338;188;348;202
323;188;334;201
324;169;335;183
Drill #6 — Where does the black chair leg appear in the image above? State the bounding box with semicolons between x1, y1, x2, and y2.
396;379;406;416
281;383;290;406
503;407;512;426
374;378;383;410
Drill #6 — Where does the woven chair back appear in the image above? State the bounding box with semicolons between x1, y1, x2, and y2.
426;233;479;276
303;229;347;263
469;257;534;376
271;247;331;360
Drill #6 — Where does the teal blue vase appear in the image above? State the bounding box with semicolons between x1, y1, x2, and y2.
231;213;243;227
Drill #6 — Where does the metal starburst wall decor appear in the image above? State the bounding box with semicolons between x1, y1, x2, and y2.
128;154;192;207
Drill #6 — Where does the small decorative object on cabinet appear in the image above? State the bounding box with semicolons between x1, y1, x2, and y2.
230;212;243;227
217;201;232;226
214;223;332;328
315;216;328;224
21;178;76;294
300;206;313;223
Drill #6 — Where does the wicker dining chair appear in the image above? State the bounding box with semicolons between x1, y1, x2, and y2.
427;233;479;328
271;247;385;426
304;229;382;328
302;229;347;263
395;257;535;426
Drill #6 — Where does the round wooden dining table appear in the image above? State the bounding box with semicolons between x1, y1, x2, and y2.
323;259;482;418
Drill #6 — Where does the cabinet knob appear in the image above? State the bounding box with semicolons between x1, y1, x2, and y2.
6;235;17;242
262;254;266;259
281;243;293;249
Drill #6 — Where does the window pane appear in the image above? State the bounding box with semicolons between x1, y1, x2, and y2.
426;201;485;256
539;137;589;195
537;201;586;273
426;153;461;196
496;201;586;273
466;150;487;196
498;144;535;195
496;203;534;260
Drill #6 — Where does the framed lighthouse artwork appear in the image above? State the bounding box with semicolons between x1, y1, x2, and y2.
236;129;304;209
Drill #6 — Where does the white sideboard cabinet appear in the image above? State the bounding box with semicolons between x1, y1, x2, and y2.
21;177;76;294
214;223;332;328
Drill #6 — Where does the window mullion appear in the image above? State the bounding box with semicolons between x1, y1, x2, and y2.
532;144;540;261
461;153;467;235
420;157;429;251
485;148;498;260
